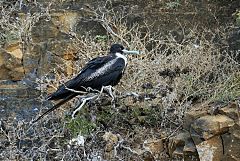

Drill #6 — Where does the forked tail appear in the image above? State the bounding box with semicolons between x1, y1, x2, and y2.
32;94;76;123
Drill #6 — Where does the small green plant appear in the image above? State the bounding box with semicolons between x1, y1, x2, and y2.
211;73;240;102
95;35;108;42
235;11;240;26
165;0;181;9
65;115;96;137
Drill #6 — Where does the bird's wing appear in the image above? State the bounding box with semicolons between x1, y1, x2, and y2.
47;55;114;100
80;58;126;88
80;56;112;72
66;55;115;88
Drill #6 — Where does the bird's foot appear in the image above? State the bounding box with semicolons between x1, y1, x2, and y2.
106;86;117;108
71;95;98;119
102;85;115;102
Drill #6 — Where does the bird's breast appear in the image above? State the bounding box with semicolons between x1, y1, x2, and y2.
115;52;127;66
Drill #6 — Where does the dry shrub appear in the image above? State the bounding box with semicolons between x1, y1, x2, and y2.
1;1;240;160
34;3;240;135
46;18;239;116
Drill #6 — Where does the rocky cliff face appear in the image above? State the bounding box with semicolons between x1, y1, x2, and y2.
0;0;239;81
169;102;240;161
0;0;239;160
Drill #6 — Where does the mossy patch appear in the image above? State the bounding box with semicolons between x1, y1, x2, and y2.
65;115;96;137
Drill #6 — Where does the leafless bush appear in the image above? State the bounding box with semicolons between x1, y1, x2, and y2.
1;1;240;160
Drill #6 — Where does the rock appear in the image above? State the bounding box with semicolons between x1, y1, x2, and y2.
0;80;42;121
219;102;239;121
75;19;107;36
221;123;240;161
22;44;41;79
190;126;203;146
187;104;240;161
23;40;79;79
191;114;235;140
184;108;208;130
196;136;223;161
102;132;119;160
31;17;60;43
168;132;199;161
9;67;25;80
5;42;23;59
0;43;25;80
143;138;164;158
0;66;9;80
141;151;155;161
168;132;188;156
0;80;40;99
42;40;79;76
102;132;119;152
51;12;78;33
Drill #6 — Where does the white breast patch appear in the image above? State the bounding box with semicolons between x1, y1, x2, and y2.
85;58;118;81
116;52;127;67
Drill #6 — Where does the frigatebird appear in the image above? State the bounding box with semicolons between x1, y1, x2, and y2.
33;44;139;122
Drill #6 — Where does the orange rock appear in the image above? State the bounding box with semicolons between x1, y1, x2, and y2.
184;109;208;130
51;12;78;33
143;138;164;157
168;131;198;161
5;43;23;59
219;102;239;121
10;67;25;80
196;136;223;161
102;132;119;152
0;43;25;80
191;115;235;140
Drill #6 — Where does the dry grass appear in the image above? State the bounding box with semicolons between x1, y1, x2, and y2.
0;1;240;160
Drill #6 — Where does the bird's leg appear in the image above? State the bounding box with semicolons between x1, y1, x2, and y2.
71;95;98;119
97;86;105;99
97;85;114;100
103;85;115;102
102;85;117;109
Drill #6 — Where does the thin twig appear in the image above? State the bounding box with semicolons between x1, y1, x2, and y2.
71;95;98;119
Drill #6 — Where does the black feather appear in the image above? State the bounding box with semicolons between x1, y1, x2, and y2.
33;93;77;123
35;44;127;122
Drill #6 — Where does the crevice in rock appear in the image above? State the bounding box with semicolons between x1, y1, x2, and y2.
21;43;26;77
36;54;41;78
220;135;225;155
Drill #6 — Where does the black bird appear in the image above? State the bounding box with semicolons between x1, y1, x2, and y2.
33;44;139;122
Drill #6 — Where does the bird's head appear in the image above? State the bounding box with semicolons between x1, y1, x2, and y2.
110;44;124;53
110;44;140;55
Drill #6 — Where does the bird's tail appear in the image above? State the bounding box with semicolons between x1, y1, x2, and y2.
32;94;76;123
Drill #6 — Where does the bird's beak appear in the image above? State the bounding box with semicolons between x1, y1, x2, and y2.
122;49;140;55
